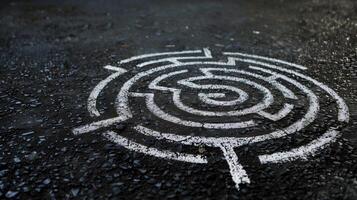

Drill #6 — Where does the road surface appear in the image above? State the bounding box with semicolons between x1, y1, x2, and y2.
0;0;357;199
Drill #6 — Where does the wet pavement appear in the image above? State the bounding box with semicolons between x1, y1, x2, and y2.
1;0;357;199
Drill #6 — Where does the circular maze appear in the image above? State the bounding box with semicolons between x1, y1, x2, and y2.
73;48;349;191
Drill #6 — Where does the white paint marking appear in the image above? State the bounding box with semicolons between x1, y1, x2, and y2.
203;121;256;129
129;92;150;97
259;128;339;164
110;61;320;147
200;67;297;100
72;116;128;135
144;93;202;128
134;66;319;147
175;75;274;116
198;91;248;106
73;49;350;194
219;143;250;190
119;61;319;147
103;131;208;164
148;70;188;92
258;103;294;121
119;49;203;64
200;92;226;98
223;52;307;70
143;93;256;129
137;48;212;67
103;65;128;72
88;66;127;117
114;61;277;121
203;48;212;58
236;58;349;122
134;125;247;147
115;63;188;118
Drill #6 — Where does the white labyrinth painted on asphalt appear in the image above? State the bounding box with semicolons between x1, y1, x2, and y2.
73;48;349;192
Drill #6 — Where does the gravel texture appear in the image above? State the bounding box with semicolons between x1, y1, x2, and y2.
0;0;357;199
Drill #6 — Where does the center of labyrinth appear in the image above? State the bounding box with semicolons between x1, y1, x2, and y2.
73;49;349;191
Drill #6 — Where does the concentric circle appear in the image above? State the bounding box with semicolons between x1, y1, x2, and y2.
73;48;349;191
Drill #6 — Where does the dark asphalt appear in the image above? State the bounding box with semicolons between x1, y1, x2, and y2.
1;0;357;199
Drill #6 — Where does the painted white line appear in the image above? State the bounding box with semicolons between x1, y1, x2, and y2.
175;75;274;116
200;92;226;98
203;57;347;123
203;121;256;129
219;143;250;190
115;63;261;129
143;93;256;129
238;59;349;122
259;128;339;164
144;93;202;127
137;48;212;67
72;116;128;135
110;61;319;147
73;49;351;194
244;66;319;141
173;76;274;116
258;103;294;121
200;67;297;100
115;63;187;118
103;65;128;72
198;91;248;106
133;65;319;147
131;63;315;145
88;66;127;117
148;70;188;92
134;125;248;147
223;52;307;70
113;61;264;121
103;131;208;164
119;49;203;64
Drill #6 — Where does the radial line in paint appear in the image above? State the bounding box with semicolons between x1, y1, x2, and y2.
72;116;128;135
219;143;250;190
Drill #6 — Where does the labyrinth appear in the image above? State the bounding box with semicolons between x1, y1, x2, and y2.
73;48;349;191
